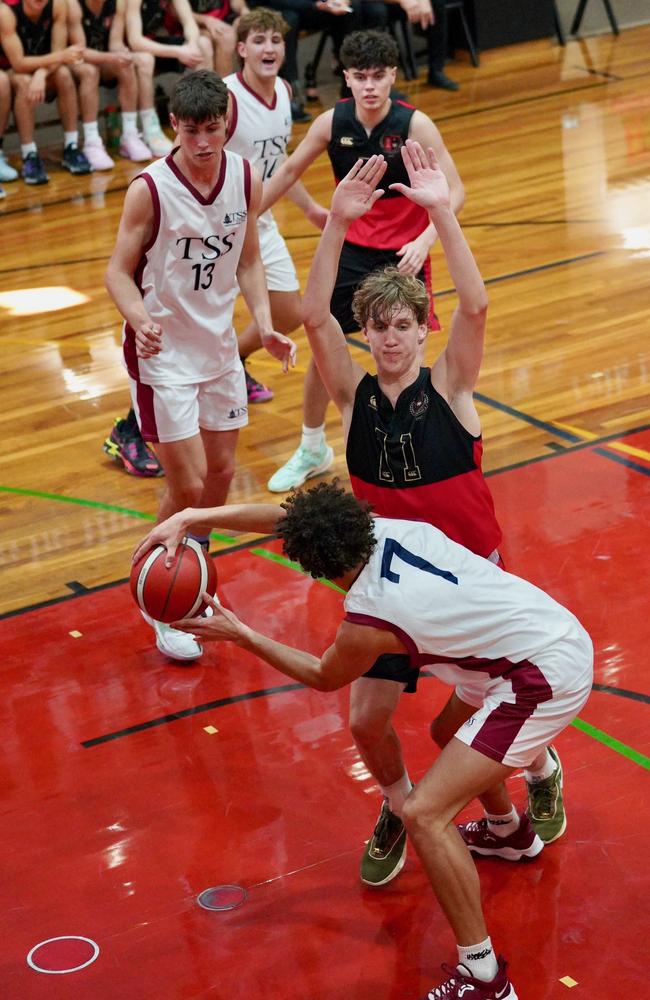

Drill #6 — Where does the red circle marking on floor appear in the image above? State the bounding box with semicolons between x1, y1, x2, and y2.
26;936;100;974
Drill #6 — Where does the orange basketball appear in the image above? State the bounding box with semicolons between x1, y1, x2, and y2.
130;538;217;623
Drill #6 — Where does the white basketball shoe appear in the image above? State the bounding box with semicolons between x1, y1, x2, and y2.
141;610;203;662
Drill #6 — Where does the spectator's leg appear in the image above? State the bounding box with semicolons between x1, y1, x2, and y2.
72;62;115;169
427;1;459;90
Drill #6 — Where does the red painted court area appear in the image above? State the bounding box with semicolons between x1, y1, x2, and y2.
1;434;649;999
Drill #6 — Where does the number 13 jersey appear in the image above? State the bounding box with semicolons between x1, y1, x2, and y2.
123;148;251;386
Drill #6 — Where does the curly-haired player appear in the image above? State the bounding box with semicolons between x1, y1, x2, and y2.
133;480;592;1000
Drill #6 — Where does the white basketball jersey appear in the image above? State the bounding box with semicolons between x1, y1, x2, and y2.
345;517;591;690
224;72;292;231
123;149;251;386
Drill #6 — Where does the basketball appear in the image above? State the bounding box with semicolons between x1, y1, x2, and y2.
130;538;217;623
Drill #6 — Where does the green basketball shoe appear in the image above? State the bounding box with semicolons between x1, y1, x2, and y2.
360;799;407;887
526;745;566;843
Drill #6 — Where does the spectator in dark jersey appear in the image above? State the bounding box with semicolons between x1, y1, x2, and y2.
258;30;464;494
189;0;248;79
298;145;568;885
0;0;93;183
125;0;211;151
66;0;163;161
0;70;18;196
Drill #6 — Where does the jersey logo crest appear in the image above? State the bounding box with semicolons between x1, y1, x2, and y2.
409;389;429;418
381;133;403;153
223;210;247;224
339;136;355;147
368;394;378;410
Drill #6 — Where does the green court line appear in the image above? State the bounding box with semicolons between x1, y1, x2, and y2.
0;484;233;543
250;547;346;594
571;717;650;770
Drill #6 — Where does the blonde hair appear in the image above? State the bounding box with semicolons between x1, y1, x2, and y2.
352;266;430;329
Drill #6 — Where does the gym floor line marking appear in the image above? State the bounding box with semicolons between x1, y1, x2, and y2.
571;718;650;770
3;418;650;620
80;671;650;762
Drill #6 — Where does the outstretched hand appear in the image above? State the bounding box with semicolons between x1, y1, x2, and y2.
389;140;450;212
172;594;245;643
330;155;387;223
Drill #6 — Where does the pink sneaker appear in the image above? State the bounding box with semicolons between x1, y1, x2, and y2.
421;957;518;999
144;129;173;157
119;132;152;162
458;813;544;861
83;138;114;171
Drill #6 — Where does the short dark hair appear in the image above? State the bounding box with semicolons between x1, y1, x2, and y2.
352;266;430;328
340;30;399;71
276;481;376;580
170;70;228;124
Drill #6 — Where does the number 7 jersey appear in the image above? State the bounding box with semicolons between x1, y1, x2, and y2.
123;148;251;387
344;515;592;692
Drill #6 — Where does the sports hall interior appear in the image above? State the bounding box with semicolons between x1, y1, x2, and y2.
1;2;649;997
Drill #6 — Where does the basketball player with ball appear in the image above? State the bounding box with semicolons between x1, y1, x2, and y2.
106;68;296;663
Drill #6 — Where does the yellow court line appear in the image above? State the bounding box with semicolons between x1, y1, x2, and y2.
553;422;650;463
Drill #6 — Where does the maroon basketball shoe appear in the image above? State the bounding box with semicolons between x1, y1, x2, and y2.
458;813;544;861
421;957;518;999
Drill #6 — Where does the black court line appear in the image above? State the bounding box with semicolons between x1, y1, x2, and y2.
65;581;89;595
81;682;307;747
0;532;275;621
81;676;649;748
2;422;650;622
0;254;110;277
592;684;650;705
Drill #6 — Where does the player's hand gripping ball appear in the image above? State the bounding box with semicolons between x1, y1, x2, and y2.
130;537;216;623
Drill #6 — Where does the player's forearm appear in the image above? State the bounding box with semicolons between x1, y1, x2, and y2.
237;260;274;338
431;207;487;312
82;48;113;65
286;180;320;218
11;50;64;72
302;213;348;326
260;160;300;214
184;503;285;535
235;626;337;691
105;268;153;329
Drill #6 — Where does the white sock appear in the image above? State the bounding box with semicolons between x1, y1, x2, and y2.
486;806;519;838
380;771;412;817
457;938;498;982
300;423;325;453
64;131;79;148
140;107;161;134
122;111;138;136
524;748;556;783
21;142;37;158
83;120;100;143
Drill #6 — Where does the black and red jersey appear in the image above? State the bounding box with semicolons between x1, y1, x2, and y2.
79;0;116;51
327;97;429;250
5;0;53;57
347;369;502;558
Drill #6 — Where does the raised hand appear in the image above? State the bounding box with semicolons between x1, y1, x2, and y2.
389;140;450;213
261;330;298;372
330;155;387;223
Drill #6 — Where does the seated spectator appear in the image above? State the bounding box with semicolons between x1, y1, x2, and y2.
189;0;249;79
0;67;19;196
0;0;93;185
125;0;212;149
396;0;458;89
67;0;159;162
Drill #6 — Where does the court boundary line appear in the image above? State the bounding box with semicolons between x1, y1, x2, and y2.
1;419;649;622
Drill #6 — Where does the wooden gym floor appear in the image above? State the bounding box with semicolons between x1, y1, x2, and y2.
1;25;649;999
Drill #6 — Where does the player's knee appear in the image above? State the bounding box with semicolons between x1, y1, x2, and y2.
349;704;392;749
0;72;10;99
54;64;74;88
134;50;155;75
78;62;100;85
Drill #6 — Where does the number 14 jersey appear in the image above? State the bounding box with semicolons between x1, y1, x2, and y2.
123;149;251;387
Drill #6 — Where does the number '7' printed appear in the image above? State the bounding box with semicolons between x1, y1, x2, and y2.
380;538;459;586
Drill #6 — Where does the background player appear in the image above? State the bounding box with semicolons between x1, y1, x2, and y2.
132;480;593;1000
225;8;326;402
105;69;296;662
259;29;464;493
